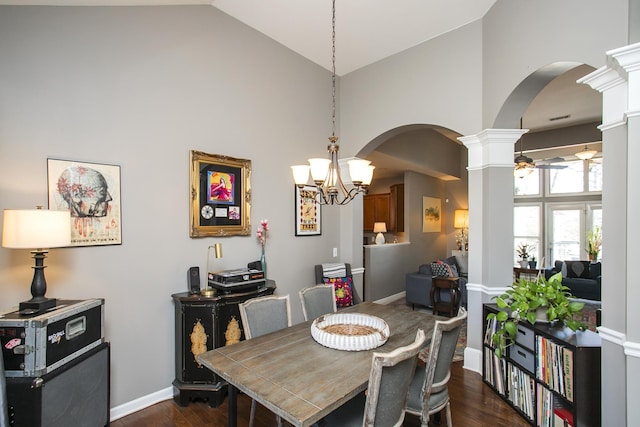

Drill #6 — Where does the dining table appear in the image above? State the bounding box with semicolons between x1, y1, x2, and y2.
196;301;437;427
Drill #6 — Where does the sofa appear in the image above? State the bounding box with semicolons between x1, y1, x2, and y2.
405;257;468;310
544;260;601;301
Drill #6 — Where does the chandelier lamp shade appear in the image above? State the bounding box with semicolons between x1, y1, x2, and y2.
575;144;597;160
290;0;375;205
2;207;71;314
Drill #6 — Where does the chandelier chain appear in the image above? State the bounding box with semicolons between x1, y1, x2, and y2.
331;0;336;138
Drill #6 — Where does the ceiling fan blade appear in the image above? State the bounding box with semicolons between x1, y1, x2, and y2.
536;164;567;169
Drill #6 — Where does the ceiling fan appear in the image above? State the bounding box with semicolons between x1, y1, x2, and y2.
514;126;566;177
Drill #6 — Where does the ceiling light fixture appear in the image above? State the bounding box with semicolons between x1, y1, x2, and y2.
575;144;597;160
291;0;375;205
514;120;534;178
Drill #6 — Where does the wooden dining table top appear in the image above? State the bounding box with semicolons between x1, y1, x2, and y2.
196;301;436;427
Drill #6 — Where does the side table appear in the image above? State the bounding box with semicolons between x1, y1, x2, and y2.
171;280;275;407
430;277;461;317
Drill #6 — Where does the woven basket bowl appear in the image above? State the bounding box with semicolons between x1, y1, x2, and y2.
310;312;389;351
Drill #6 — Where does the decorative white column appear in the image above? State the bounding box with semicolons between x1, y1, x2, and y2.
578;41;640;427
458;128;526;373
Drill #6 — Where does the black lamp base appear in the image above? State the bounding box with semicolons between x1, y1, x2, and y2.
19;297;57;314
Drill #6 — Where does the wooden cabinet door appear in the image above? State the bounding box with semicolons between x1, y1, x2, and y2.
363;195;376;231
363;193;390;232
389;184;404;232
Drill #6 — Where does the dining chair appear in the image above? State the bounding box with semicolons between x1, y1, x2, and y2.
299;284;337;321
321;328;427;427
405;307;467;427
239;294;292;427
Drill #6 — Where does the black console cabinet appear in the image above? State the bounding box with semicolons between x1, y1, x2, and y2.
171;281;275;407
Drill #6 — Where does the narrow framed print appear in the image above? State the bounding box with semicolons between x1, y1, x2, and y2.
190;150;251;237
295;185;321;236
422;196;441;233
47;158;122;247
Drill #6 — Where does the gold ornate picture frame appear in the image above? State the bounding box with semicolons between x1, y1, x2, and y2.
190;150;251;237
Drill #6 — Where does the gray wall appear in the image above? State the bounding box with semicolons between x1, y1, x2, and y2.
0;0;635;422
0;5;342;409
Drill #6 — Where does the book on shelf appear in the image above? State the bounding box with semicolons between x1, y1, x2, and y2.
563;347;574;402
553;407;574;426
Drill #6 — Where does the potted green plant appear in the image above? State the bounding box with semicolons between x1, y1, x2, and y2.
586;225;602;261
516;243;532;268
487;272;585;358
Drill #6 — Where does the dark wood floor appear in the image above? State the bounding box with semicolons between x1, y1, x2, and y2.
111;362;531;427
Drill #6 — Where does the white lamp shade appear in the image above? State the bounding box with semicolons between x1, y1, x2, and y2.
308;158;331;182
347;159;371;184
2;209;71;249
575;148;597;160
373;222;387;233
454;210;469;228
291;165;310;185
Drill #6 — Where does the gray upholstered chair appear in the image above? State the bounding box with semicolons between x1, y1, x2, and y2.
299;284;337;322
321;329;427;427
405;307;467;427
239;295;292;427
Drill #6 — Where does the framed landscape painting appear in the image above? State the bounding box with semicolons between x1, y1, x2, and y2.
422;196;441;233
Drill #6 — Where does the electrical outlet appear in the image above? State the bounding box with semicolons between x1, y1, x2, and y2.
332;247;338;257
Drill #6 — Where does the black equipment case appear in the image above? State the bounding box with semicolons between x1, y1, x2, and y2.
0;299;104;378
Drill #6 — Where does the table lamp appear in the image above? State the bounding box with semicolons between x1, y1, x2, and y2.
2;207;71;314
373;222;387;245
454;209;469;252
203;243;223;296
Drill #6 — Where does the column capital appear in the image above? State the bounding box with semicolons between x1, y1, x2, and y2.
458;129;527;170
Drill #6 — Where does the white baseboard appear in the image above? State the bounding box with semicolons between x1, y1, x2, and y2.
110;386;173;421
463;346;482;374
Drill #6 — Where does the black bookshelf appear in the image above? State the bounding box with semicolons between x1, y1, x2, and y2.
483;303;601;427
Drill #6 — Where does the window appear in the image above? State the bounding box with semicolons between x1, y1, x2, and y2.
514;205;540;265
514;155;602;267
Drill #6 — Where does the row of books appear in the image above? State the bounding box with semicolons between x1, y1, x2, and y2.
537;384;575;427
507;362;535;421
483;350;506;395
484;316;498;348
535;335;574;402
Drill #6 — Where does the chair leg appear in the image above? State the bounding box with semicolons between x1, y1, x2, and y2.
445;402;452;427
249;399;256;427
276;415;283;427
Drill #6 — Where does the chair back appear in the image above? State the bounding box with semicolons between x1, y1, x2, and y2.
299;285;337;321
363;329;427;427
314;263;362;304
411;307;467;423
239;295;292;340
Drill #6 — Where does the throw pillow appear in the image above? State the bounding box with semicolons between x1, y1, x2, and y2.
438;258;460;278
431;261;458;278
564;261;591;279
322;276;354;307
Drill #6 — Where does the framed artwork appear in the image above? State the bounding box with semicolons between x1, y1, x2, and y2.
294;185;321;236
47;158;122;247
422;196;441;233
190;150;251;237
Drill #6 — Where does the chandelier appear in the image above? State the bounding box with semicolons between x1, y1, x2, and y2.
291;0;375;205
575;144;597;160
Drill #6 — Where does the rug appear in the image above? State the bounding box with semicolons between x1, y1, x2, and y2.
388;297;466;362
